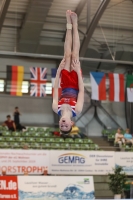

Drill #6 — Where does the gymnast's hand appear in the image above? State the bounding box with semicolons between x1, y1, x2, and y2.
71;59;81;73
57;59;65;74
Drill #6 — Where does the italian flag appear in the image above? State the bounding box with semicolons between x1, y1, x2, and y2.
127;75;133;102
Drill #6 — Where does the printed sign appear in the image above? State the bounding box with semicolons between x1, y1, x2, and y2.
0;150;49;175
18;176;94;200
115;152;133;175
0;176;18;200
50;150;115;175
0;176;94;200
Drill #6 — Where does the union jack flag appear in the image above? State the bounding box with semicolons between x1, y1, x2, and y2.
30;67;47;97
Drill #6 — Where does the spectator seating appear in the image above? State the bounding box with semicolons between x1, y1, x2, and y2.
102;128;132;151
0;126;100;150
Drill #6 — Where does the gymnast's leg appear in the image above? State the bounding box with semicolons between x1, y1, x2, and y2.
63;10;72;71
71;11;80;63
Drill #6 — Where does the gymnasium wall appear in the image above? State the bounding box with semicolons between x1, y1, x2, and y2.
76;100;126;136
0;57;127;134
76;65;127;136
0;95;53;126
0;57;55;126
0;57;56;79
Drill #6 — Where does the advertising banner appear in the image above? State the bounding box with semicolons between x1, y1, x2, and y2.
115;152;133;175
0;150;49;175
50;150;115;175
0;176;95;200
0;176;18;200
18;176;95;200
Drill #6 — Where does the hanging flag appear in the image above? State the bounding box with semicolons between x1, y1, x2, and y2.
90;72;106;100
126;75;133;102
6;65;24;96
51;68;61;97
30;67;47;97
108;73;124;102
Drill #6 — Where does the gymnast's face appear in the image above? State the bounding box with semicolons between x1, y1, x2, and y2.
59;117;73;132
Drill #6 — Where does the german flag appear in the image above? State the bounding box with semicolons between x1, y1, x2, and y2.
6;65;24;96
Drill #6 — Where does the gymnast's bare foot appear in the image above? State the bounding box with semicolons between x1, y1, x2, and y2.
66;10;72;24
71;12;78;26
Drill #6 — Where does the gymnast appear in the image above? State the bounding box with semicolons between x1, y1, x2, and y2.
52;10;84;135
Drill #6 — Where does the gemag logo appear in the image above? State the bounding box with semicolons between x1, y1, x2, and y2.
58;153;86;164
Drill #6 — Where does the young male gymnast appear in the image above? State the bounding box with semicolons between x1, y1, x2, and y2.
52;10;84;135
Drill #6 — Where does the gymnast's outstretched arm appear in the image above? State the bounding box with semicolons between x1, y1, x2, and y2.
71;60;84;114
52;59;65;113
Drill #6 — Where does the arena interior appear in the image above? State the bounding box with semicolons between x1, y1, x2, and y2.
0;0;133;199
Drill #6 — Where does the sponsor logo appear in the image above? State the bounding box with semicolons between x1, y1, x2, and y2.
0;176;18;199
58;153;86;164
77;178;90;185
84;178;90;184
0;180;17;190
